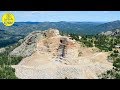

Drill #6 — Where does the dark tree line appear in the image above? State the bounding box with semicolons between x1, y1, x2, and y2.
0;43;23;79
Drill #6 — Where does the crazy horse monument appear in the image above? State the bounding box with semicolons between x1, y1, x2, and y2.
11;28;113;79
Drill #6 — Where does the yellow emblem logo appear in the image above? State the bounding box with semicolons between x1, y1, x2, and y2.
2;12;15;26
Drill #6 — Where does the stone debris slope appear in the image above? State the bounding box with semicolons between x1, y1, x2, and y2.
11;28;113;79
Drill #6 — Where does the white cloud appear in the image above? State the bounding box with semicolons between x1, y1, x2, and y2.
30;11;63;14
103;11;110;13
31;11;51;14
31;11;40;14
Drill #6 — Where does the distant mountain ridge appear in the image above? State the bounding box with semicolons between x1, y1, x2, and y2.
1;20;120;35
91;20;120;34
0;20;120;47
0;21;104;35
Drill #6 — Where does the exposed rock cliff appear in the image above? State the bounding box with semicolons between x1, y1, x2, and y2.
100;29;120;36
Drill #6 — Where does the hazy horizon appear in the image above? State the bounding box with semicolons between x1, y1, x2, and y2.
1;11;120;22
0;21;108;23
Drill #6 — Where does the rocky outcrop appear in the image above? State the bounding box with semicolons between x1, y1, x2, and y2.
10;31;41;57
11;28;113;79
100;29;120;36
10;28;61;57
10;28;80;64
0;48;6;53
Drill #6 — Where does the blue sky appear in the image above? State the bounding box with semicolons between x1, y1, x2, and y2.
0;11;120;22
